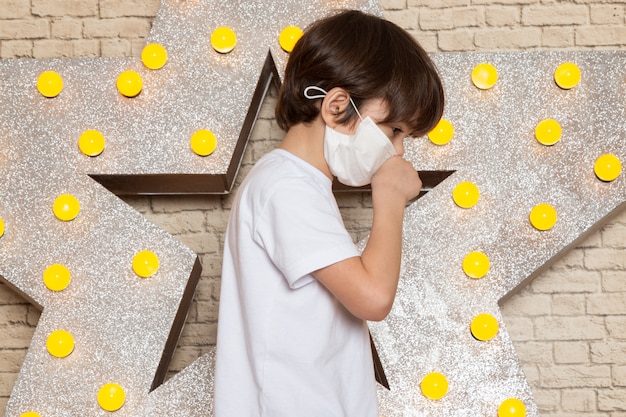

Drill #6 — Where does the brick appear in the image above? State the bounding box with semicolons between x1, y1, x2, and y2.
554;341;589;364
535;316;605;341
605;316;626;339
380;0;407;10
177;322;217;346
420;8;484;31
101;38;132;57
176;232;219;255
590;4;625;24
533;388;560;412
522;5;588;26
0;0;30;19
0;305;28;324
0;324;36;349
144;211;207;236
584;247;626;271
83;18;152;39
0;372;19;398
587;293;626;315
475;28;542;50
131;38;148;57
531;268;600;294
99;0;160;18
32;39;73;58
614;365;626;386
542;27;576;48
0;39;32;58
385;9;418;30
32;0;98;17
168;345;202;372
513;341;554;365
0;19;49;40
406;30;437;52
0;350;27;373
438;30;476;52
597;388;626;411
408;0;468;7
472;0;536;4
552;294;586;315
547;247;585;270
485;6;520;27
195;299;220;322
562;388;597;411
499;293;552;316
72;39;99;57
50;18;83;40
577;229;603;248
576;25;626;47
541;365;611;388
601;221;626;248
591;341;626;364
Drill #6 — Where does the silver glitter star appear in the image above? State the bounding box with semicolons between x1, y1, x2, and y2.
1;1;624;416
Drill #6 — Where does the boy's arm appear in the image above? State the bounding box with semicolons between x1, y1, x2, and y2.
313;156;422;322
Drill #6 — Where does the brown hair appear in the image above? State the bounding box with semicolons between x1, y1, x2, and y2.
275;10;444;137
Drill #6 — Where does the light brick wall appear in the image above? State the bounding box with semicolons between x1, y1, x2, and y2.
1;1;625;415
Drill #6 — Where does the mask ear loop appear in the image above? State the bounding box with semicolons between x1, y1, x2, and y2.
303;86;363;120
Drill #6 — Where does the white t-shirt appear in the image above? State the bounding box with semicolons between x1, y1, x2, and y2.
214;149;378;417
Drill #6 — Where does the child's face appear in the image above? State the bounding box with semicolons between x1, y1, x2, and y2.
348;98;410;157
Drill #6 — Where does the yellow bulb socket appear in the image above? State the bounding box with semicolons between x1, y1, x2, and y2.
420;372;448;400
471;63;498;90
190;129;218;156
427;119;454;146
141;43;168;70
211;27;237;53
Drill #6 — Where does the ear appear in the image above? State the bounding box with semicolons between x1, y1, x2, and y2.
320;87;353;129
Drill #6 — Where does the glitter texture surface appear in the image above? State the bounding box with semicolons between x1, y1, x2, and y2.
1;0;625;416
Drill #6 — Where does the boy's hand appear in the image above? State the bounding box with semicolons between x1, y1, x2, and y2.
371;156;422;205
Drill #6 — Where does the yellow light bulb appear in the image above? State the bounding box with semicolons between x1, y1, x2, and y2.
37;71;63;98
19;412;42;417
471;62;498;90
97;383;126;412
279;26;303;53
427;119;454;145
462;251;490;279
46;329;75;358
535;119;562;146
52;193;80;221
529;203;557;231
470;313;499;341
420;372;448;400
78;129;106;157
43;263;71;292
116;70;143;98
594;154;622;182
141;43;168;70
211;27;237;53
132;250;160;278
190;129;218;156
452;181;480;208
498;398;527;417
554;62;581;90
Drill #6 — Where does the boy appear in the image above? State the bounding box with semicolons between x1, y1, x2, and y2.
214;10;444;417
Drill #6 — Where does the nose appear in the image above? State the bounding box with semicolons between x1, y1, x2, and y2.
393;138;405;157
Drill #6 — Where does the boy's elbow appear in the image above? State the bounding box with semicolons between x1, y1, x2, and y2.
357;294;394;322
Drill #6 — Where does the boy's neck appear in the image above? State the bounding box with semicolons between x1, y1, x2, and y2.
278;118;332;180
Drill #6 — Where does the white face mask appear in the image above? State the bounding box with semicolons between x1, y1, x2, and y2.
304;86;397;187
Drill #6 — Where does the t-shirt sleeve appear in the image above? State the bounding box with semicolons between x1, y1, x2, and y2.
253;179;360;289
